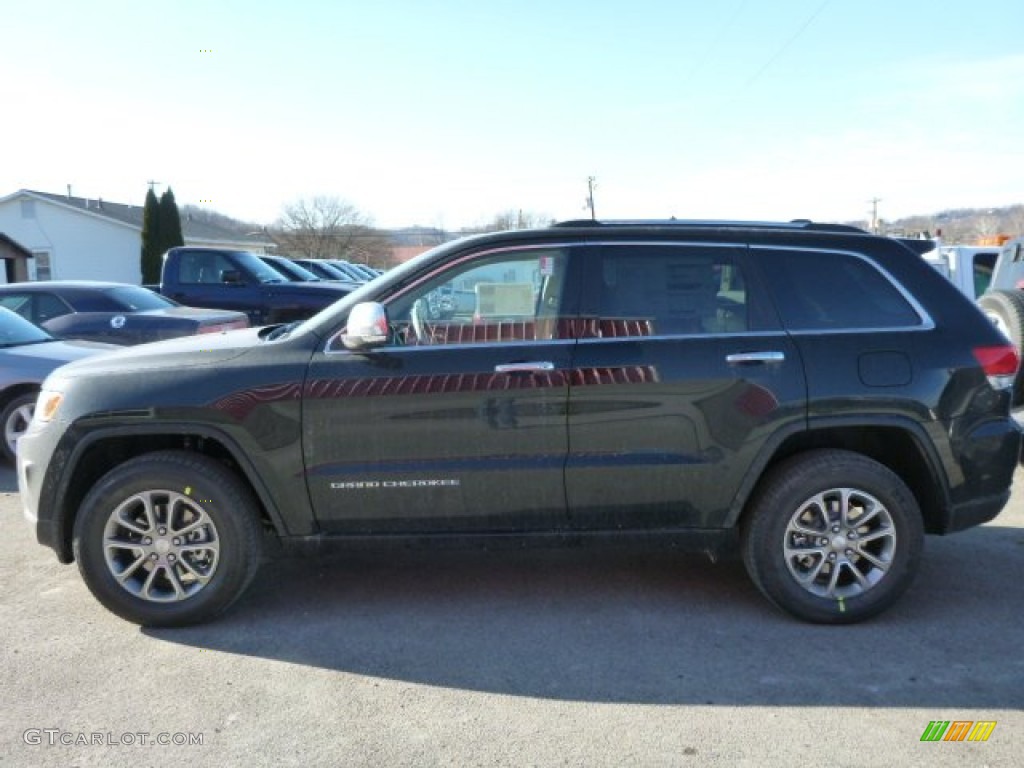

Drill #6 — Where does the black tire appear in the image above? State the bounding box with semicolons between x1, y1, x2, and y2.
72;451;263;627
741;450;923;624
977;290;1024;405
1;391;37;464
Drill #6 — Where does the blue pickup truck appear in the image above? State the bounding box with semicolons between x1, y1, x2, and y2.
159;247;355;325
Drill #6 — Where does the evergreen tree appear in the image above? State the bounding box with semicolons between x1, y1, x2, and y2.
158;187;185;254
139;188;162;284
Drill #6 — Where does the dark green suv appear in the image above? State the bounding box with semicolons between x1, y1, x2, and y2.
17;220;1021;626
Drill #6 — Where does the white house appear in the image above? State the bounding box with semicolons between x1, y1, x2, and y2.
0;189;273;285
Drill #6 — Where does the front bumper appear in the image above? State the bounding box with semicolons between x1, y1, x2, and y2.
17;416;73;562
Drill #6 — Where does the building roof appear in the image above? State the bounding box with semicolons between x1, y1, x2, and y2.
1;189;273;248
0;232;32;258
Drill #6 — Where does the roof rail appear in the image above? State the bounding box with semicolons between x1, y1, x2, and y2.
552;218;868;234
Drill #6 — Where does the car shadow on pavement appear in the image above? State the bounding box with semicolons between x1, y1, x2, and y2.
145;524;1024;708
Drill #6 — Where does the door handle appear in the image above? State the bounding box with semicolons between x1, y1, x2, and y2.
494;362;556;373
726;351;786;364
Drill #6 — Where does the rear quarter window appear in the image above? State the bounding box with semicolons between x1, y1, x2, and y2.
756;248;922;331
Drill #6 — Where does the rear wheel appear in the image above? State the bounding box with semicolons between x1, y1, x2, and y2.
73;451;263;626
742;450;923;624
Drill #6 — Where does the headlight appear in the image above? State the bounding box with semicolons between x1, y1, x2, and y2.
35;390;64;423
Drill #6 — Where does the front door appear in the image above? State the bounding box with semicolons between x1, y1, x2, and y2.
303;244;584;533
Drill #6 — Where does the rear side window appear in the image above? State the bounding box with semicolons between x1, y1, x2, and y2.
758;248;921;330
593;245;751;336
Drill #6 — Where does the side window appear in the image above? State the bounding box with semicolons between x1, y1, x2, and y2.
972;252;996;298
33;294;73;322
0;294;31;318
32;251;53;280
594;245;748;337
177;252;236;285
387;248;571;345
759;249;921;330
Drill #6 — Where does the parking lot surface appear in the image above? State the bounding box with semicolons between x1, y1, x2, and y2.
1;463;1022;767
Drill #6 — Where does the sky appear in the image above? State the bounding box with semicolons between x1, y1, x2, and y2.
3;0;1022;230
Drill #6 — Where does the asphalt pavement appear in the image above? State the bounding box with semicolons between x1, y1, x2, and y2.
1;461;1021;767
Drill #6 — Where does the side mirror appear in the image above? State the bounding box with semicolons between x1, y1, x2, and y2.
222;269;244;285
342;302;389;350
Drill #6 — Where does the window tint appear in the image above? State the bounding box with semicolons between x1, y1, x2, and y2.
177;251;239;285
386;248;570;345
99;286;175;311
177;250;281;284
972;251;996;298
595;245;748;336
0;295;30;315
34;293;73;321
759;248;920;330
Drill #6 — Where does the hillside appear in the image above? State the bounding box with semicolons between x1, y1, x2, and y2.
844;204;1024;244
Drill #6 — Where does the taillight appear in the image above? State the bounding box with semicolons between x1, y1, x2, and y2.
973;344;1019;390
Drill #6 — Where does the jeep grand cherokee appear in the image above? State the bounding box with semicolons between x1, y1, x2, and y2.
17;219;1021;626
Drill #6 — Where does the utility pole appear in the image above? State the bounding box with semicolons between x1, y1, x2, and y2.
586;176;597;221
868;197;882;233
147;180;162;193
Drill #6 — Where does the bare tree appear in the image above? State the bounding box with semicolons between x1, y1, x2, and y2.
972;214;1002;242
482;209;555;232
272;196;394;266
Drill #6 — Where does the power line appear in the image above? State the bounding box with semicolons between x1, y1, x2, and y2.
684;0;750;84
745;0;832;88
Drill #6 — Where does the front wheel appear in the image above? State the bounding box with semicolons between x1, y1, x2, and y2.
741;450;923;624
73;451;263;627
2;392;37;464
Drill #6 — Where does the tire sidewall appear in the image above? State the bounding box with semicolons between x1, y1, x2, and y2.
73;453;261;627
744;451;924;624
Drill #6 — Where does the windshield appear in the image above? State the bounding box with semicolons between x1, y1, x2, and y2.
309;261;352;280
90;286;176;311
232;251;288;283
262;257;321;282
288;236;484;338
0;306;55;347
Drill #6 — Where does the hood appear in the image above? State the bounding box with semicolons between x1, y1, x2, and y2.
52;327;263;378
0;338;119;386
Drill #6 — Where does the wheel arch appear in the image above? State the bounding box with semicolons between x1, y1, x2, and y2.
728;418;951;535
49;425;294;563
1;382;40;411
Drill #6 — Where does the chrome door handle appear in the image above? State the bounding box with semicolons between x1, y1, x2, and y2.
726;351;786;364
494;362;556;373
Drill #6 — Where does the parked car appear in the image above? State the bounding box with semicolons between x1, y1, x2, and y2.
347;262;383;280
158;247;354;325
325;259;377;282
0;307;117;462
0;281;250;346
293;258;365;285
17;219;1021;626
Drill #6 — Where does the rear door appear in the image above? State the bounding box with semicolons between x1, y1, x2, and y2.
565;242;807;530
